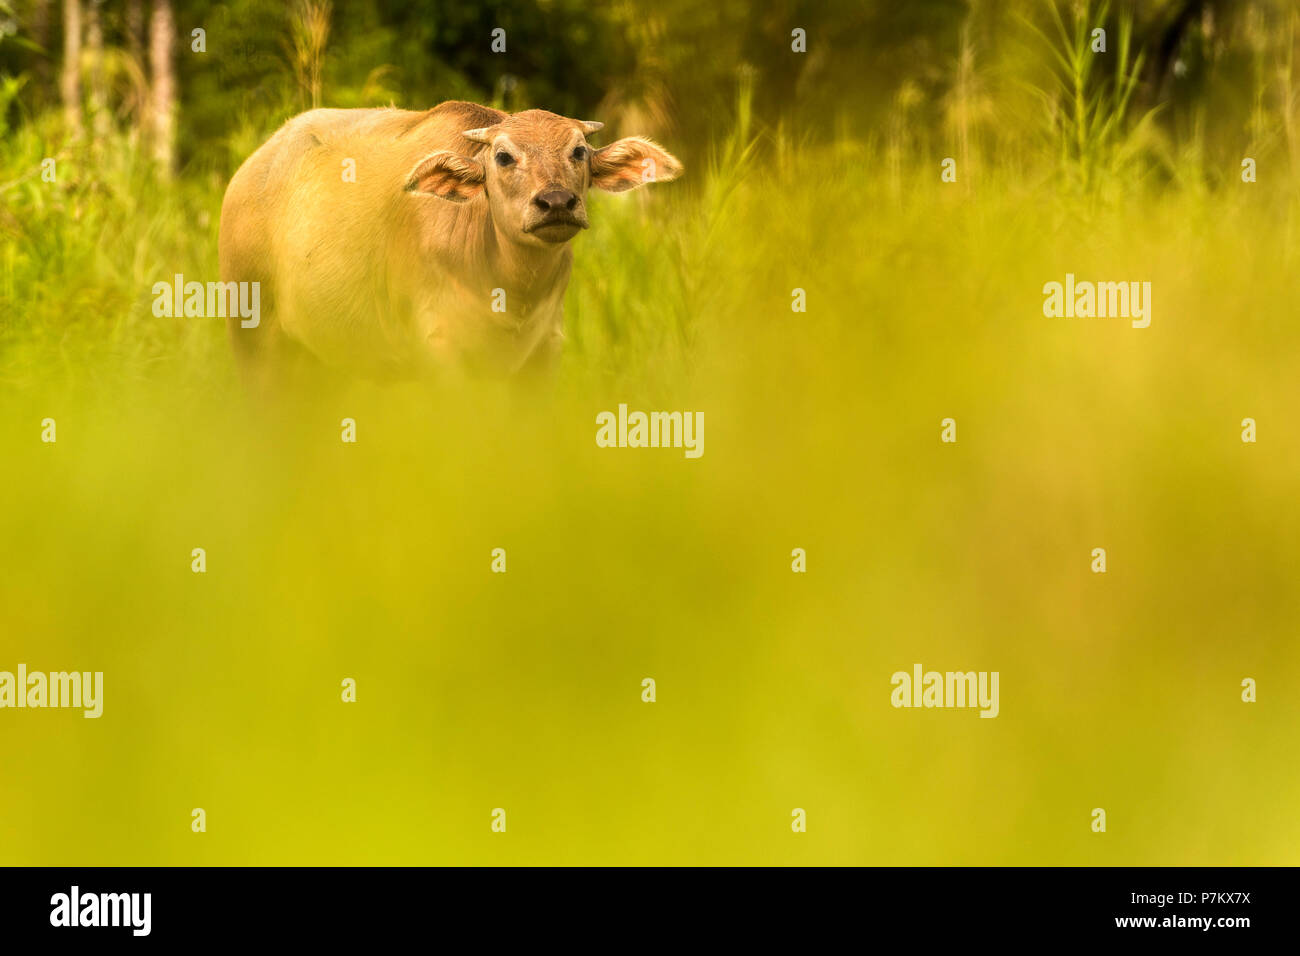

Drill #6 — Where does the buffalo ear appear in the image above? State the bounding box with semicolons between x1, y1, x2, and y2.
404;151;486;202
591;137;683;192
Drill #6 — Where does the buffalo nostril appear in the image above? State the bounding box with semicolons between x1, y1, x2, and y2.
535;190;577;214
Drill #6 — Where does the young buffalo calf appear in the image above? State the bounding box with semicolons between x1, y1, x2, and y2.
218;101;682;386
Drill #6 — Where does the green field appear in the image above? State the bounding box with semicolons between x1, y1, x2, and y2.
2;0;1298;865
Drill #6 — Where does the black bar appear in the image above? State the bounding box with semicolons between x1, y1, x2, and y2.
1;866;1290;942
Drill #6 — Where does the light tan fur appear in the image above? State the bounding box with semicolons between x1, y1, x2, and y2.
218;101;681;387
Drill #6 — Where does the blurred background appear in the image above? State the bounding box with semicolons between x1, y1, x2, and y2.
4;0;1300;181
0;0;1298;865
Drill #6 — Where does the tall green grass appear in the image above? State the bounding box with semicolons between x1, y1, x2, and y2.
2;22;1300;864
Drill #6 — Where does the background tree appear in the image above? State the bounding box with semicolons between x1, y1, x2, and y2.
28;0;50;104
59;0;80;138
149;0;175;174
85;0;106;146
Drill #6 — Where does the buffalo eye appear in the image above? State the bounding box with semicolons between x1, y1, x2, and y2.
494;151;515;167
572;146;588;162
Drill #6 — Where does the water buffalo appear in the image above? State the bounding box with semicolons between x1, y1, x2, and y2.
218;101;682;386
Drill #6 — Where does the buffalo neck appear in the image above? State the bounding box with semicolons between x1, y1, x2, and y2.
401;198;572;317
482;216;572;313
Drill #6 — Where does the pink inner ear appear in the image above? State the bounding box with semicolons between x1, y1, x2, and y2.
411;158;483;199
420;170;452;193
604;172;640;191
431;178;470;200
407;159;445;193
594;157;640;185
598;165;647;192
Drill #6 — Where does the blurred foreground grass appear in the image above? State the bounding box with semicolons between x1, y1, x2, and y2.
1;113;1299;864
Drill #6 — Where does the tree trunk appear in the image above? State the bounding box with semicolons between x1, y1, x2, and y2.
149;0;176;175
32;0;53;106
123;0;145;147
126;0;144;62
61;0;83;139
86;0;109;146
